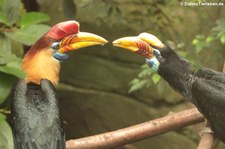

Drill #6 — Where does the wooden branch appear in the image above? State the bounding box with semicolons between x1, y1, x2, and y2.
197;121;214;149
197;133;214;149
66;108;204;149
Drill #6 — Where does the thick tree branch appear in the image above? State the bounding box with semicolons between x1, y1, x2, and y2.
197;121;214;149
66;108;204;149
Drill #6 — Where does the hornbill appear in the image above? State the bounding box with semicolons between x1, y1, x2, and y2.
11;20;107;149
113;33;225;142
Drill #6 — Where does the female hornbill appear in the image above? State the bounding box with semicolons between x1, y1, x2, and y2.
11;20;107;149
113;33;225;142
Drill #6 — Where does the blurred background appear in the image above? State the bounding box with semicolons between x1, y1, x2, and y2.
0;0;224;148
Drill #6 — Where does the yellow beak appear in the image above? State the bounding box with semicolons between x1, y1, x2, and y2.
58;32;108;54
113;37;141;52
112;36;154;58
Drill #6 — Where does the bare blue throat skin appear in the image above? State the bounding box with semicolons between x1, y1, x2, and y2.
53;52;69;62
145;49;161;72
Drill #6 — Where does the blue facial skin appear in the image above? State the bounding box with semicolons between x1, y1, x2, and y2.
145;49;161;72
53;52;69;62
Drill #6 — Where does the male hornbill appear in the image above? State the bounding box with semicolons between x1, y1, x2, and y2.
113;33;225;142
11;20;107;149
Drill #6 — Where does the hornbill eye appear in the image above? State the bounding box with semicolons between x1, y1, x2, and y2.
51;42;60;50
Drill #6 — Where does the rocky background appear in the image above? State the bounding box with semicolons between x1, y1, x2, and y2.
0;0;224;148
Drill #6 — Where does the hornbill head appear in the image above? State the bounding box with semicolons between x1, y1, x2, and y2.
112;33;167;71
22;20;107;85
112;32;164;58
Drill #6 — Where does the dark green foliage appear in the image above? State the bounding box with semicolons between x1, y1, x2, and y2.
0;113;14;149
0;0;51;148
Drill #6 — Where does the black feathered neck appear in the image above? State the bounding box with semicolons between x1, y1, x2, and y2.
156;45;196;100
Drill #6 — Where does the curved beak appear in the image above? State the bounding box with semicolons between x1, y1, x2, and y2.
58;32;108;54
112;36;154;58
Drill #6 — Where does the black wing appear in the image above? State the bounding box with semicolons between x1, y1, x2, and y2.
192;68;225;142
11;79;65;149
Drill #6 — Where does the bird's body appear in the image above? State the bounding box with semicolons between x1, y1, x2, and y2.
156;46;195;100
11;80;65;149
113;33;225;142
10;20;107;149
156;45;225;142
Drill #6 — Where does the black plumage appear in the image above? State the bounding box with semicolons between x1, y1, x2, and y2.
154;45;225;142
11;79;65;149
